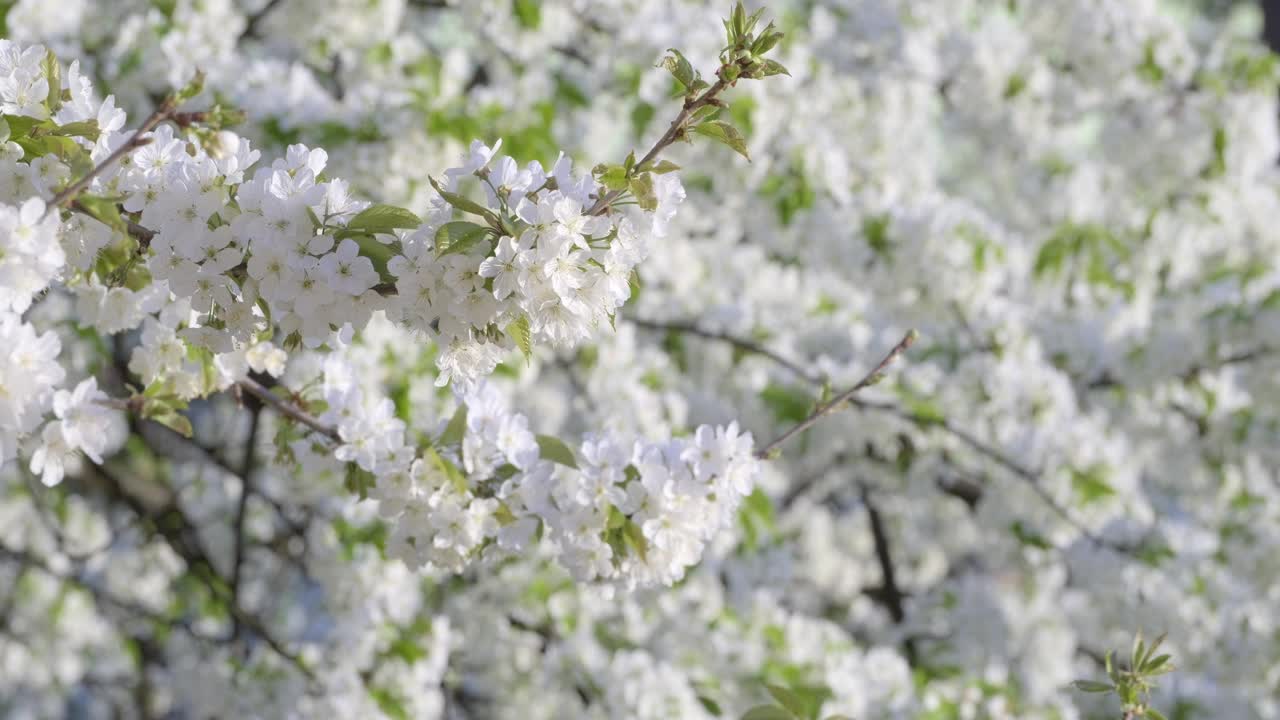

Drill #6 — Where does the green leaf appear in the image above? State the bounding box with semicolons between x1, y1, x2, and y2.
368;687;410;720
429;176;498;219
592;162;629;191
439;404;468;446
637;159;681;174
0;116;9;145
622;517;648;562
535;434;578;469
740;706;796;720
506;313;532;360
658;48;697;90
435;221;492;257
606;505;628;531
49;119;99;140
1070;464;1116;505
760;384;812;424
345;203;422;234
693;103;722;123
693;120;750;160
1148;710;1168;720
1070;680;1114;693
626;269;642;305
3;115;44;139
697;695;723;716
76;195;126;234
752;23;784;55
353;233;398;283
424;447;469;495
765;685;805;718
1144;653;1173;673
1010;520;1052;550
629;172;658;211
152;410;193;438
42;49;61;114
512;0;541;29
344;464;377;500
758;59;790;77
173;70;206;105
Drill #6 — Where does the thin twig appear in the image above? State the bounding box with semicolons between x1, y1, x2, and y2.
48;98;177;212
237;377;341;442
586;73;732;216
629;316;824;384
850;397;1129;552
754;331;917;460
647;317;1138;554
0;544;222;645
230;397;262;640
239;0;287;41
88;461;315;680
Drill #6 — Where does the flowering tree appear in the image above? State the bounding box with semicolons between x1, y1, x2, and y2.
2;0;1278;718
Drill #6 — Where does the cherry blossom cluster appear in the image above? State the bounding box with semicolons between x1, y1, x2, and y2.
0;311;119;485
307;355;760;587
389;140;684;386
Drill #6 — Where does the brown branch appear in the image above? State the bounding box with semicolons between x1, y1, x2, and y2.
0;544;223;646
87;461;314;680
230;397;262;640
646;317;1140;555
239;0;287;41
586;70;733;216
850;397;1131;553
754;331;917;460
48;97;179;212
629;316;824;384
237;376;341;442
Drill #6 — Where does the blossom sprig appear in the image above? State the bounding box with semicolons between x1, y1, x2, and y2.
587;3;788;216
5;6;790;395
231;355;764;589
1073;633;1176;720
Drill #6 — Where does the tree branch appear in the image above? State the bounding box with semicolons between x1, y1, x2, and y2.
48;96;180;212
87;460;314;680
629;316;824;384
237;376;341;442
754;330;917;460
586;71;732;216
239;0;287;42
646;317;1140;555
230;396;262;640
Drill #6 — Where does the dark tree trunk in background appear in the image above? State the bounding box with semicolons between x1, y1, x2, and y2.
1265;0;1280;53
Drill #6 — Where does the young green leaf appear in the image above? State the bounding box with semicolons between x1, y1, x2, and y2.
740;706;796;720
1070;680;1115;693
435;221;492;257
439;404;468;446
353;234;398;283
629;172;658;211
76;195;127;234
758;59;790;77
429;176;499;219
42;49;61;113
764;685;805;718
692;120;750;160
592;163;629;191
345;203;422;234
637;159;681;174
506;313;532;360
535;434;578;469
658;48;698;90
